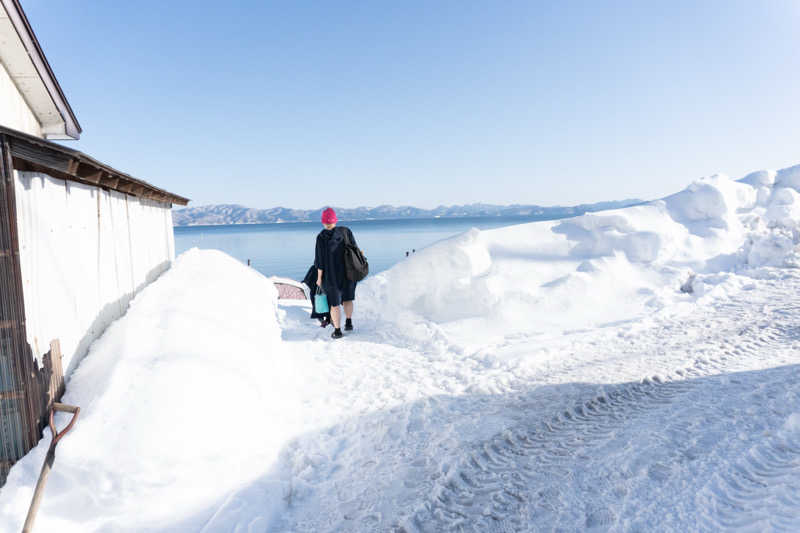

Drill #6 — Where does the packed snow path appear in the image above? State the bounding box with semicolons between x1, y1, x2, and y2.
208;269;800;532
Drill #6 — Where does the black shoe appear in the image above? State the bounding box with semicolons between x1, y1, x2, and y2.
319;317;330;328
344;318;353;331
331;328;343;339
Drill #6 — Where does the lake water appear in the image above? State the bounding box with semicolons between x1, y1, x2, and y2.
174;216;554;281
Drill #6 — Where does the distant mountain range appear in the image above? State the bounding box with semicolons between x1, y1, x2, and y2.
172;199;644;226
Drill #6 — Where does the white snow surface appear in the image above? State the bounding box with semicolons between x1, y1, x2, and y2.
1;250;298;531
1;167;800;532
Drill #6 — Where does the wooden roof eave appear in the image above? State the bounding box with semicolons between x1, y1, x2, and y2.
0;0;82;139
0;125;189;206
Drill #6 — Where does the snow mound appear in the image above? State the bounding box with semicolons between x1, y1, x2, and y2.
363;229;495;323
360;164;800;350
663;174;754;236
774;163;800;192
0;249;296;532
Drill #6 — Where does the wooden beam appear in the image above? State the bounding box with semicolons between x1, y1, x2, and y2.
100;176;119;189
46;339;65;407
8;138;73;174
66;158;80;175
75;164;102;184
3;130;190;206
10;157;33;172
141;190;163;201
0;390;24;401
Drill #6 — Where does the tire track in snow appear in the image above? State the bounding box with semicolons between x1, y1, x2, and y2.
695;387;800;532
407;376;697;532
402;273;800;532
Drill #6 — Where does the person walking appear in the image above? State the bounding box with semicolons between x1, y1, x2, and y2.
315;207;358;339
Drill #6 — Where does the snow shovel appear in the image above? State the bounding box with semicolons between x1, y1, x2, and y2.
22;402;80;533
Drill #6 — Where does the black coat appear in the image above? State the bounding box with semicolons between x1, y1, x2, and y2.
314;226;357;295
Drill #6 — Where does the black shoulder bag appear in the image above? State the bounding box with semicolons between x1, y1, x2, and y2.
342;228;369;282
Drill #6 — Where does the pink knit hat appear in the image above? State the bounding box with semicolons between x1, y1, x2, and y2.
321;207;337;225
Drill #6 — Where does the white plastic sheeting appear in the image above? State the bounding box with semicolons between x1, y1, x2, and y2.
13;170;175;375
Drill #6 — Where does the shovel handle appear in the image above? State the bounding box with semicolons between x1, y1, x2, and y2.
48;403;80;447
22;403;80;532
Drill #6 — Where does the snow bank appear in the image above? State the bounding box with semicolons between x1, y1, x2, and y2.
360;164;800;350
0;249;297;532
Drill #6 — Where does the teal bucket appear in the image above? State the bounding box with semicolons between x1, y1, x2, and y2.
315;292;329;314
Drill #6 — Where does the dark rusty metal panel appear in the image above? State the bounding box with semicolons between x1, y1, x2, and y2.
0;133;31;486
2;136;37;445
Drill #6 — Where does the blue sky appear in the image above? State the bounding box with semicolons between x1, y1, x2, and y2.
24;0;800;209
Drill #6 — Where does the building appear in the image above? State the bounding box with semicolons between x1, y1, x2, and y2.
0;0;188;484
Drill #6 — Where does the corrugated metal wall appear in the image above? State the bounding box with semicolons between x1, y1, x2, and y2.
14;171;175;375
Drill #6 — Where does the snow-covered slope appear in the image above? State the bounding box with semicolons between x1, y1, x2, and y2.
1;165;799;532
360;166;800;353
1;250;297;531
